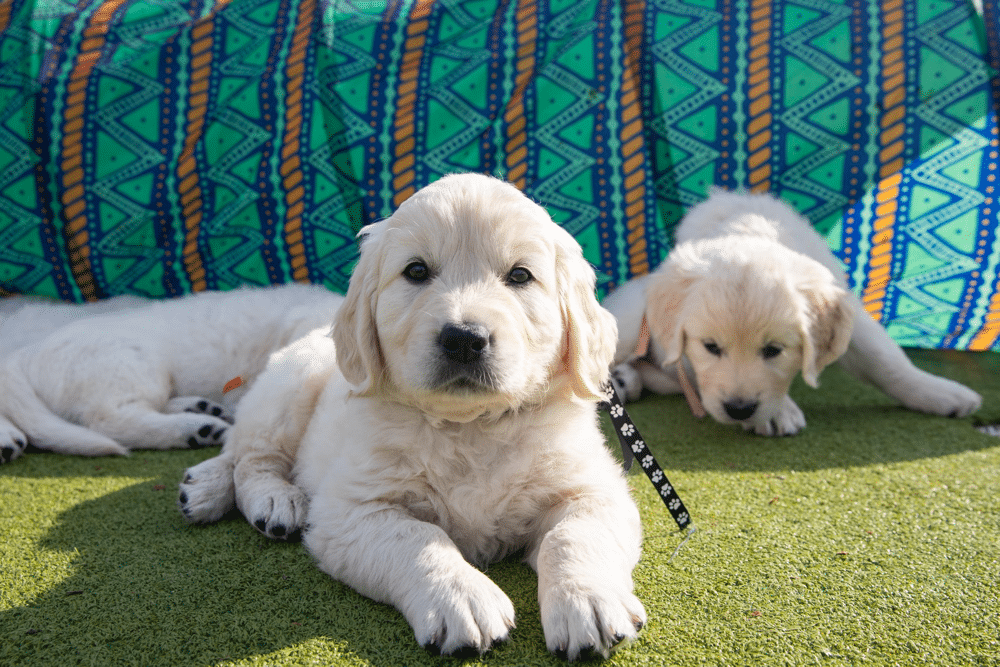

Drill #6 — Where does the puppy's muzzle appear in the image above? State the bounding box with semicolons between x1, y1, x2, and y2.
723;398;758;421
434;322;496;391
439;322;490;364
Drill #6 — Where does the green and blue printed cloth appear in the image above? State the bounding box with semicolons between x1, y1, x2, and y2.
0;0;997;349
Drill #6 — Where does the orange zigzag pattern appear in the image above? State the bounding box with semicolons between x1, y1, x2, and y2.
177;15;219;292
391;0;433;208
504;0;537;191
745;0;772;193
61;0;130;300
281;0;315;282
176;1;234;292
861;0;906;322
0;2;11;34
968;129;1000;349
621;0;649;275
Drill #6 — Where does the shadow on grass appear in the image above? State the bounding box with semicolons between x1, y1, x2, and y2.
0;467;561;667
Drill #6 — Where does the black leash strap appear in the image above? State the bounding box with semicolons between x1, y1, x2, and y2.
600;381;693;531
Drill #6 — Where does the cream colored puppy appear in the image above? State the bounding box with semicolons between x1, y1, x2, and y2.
0;284;342;462
1;293;149;463
605;189;981;436
178;174;644;659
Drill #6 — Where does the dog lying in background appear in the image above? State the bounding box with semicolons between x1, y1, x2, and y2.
1;293;151;462
0;284;342;463
604;189;982;436
1;293;150;353
178;174;645;659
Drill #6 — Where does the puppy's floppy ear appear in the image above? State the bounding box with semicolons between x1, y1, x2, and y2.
644;257;698;365
333;223;386;395
555;236;618;402
797;269;854;387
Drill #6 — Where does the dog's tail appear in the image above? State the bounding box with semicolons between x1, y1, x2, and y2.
1;375;128;457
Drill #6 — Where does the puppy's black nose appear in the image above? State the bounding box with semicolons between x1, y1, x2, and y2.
438;323;490;364
723;399;758;421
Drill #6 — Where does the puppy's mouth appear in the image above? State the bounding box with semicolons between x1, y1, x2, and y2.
432;366;499;394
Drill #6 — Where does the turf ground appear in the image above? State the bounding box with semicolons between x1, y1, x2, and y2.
1;349;997;666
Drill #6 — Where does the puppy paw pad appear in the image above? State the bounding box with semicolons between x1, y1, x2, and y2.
542;584;646;660
174;396;235;424
186;425;226;449
0;437;27;464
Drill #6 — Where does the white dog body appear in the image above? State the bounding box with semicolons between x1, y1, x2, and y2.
0;283;342;462
1;292;151;461
296;371;640;657
179;174;644;659
605;189;981;435
0;293;151;354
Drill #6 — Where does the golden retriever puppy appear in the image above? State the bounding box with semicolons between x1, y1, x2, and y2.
604;188;981;436
178;174;645;659
0;284;342;462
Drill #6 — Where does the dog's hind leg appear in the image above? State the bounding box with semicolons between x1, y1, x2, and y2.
0;415;27;464
610;360;683;402
166;396;234;424
839;304;982;417
89;402;230;450
637;359;684;395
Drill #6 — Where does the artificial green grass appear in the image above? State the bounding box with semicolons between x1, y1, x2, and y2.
2;349;998;666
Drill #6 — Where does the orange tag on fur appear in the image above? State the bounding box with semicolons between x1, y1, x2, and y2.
223;376;244;394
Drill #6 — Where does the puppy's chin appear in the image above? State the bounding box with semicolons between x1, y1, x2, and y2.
392;369;561;425
402;387;517;425
433;366;498;395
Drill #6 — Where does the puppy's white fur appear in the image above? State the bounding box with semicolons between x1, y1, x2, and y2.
605;189;981;436
179;174;644;659
1;293;151;352
1;293;150;463
0;284;342;462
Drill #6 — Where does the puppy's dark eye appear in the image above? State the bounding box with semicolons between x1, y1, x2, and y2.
704;341;722;356
403;261;430;283
761;344;782;359
507;267;533;286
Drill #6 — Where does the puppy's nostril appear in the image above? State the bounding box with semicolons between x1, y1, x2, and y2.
723;399;758;421
438;323;490;363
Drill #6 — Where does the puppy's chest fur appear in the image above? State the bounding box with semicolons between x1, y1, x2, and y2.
365;409;575;564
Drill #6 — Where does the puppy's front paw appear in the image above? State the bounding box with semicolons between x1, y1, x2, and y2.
541;581;646;660
0;423;27;464
746;396;805;436
411;568;516;656
611;363;643;402
178;455;235;523
240;482;309;541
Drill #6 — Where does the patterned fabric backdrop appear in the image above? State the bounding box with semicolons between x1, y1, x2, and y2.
0;0;997;349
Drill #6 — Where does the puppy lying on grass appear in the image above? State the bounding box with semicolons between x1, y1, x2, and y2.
0;284;342;463
604;189;981;436
179;174;645;659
